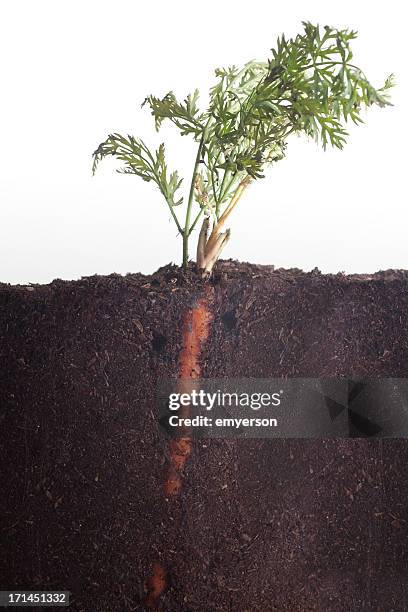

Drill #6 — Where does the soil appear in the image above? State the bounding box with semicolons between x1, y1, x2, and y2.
1;260;408;611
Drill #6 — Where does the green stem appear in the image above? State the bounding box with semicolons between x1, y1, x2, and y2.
166;201;183;234
216;168;230;216
218;171;239;207
210;169;219;209
182;127;208;270
188;208;204;237
155;173;183;234
182;232;189;271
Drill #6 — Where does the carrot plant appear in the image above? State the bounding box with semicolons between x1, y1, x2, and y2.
92;22;393;275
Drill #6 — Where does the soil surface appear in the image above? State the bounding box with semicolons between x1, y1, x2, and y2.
1;261;408;611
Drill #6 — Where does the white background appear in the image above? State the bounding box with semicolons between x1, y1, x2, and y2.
0;1;406;284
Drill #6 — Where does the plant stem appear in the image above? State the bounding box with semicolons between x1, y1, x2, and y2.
188;208;204;236
205;177;251;254
163;194;183;234
218;170;238;207
182;129;207;270
182;232;189;271
216;169;230;216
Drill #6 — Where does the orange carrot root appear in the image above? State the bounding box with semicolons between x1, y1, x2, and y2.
145;562;166;611
164;288;213;496
145;287;213;610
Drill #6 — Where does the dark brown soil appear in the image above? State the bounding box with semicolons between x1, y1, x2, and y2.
1;261;408;611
